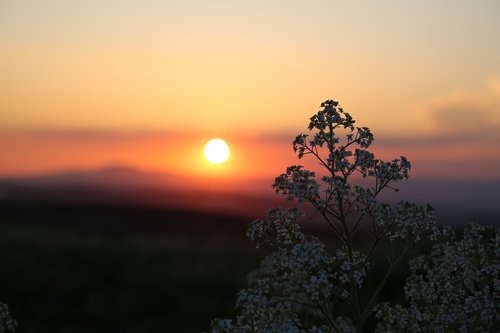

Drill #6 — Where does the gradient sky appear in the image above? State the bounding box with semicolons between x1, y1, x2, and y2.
1;0;500;182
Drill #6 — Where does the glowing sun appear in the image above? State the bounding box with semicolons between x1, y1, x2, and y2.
204;138;230;164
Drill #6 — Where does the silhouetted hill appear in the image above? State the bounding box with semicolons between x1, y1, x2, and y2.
0;166;181;189
0;167;498;225
0;167;282;217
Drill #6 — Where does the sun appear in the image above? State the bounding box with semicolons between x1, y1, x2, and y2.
204;138;230;164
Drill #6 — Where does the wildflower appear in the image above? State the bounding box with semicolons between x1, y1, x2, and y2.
210;100;498;333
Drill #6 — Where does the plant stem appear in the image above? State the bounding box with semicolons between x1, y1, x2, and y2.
360;247;411;325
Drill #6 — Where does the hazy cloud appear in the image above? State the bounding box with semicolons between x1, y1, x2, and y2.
423;76;500;136
24;130;173;141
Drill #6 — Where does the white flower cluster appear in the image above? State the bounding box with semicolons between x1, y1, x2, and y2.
370;201;435;243
246;208;306;247
333;250;367;290
211;205;369;332
273;165;319;202
273;166;320;203
0;301;16;333
375;224;499;332
292;101;374;177
210;100;499;332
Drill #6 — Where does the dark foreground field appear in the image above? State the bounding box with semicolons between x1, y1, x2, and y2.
0;201;267;333
0;184;497;332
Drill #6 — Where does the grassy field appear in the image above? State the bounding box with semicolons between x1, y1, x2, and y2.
0;202;266;333
1;199;492;332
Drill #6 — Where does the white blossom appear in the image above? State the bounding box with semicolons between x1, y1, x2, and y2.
0;301;16;333
210;100;498;333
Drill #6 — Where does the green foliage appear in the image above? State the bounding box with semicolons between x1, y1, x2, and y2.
210;100;499;332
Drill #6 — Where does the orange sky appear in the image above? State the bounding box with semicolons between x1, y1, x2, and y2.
1;1;500;184
1;130;499;183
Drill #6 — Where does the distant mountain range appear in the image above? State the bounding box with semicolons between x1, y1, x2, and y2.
0;166;185;189
0;166;282;218
0;166;274;193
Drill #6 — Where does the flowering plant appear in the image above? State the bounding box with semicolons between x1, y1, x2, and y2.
0;301;16;333
210;100;499;332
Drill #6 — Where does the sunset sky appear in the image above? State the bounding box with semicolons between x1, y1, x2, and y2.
1;0;500;184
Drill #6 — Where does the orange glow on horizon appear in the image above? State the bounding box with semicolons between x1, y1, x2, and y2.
0;132;295;182
0;131;499;188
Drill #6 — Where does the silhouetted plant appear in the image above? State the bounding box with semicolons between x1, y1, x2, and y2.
0;301;16;333
210;100;499;332
375;223;498;332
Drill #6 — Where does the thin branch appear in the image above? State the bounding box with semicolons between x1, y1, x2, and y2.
360;247;413;324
